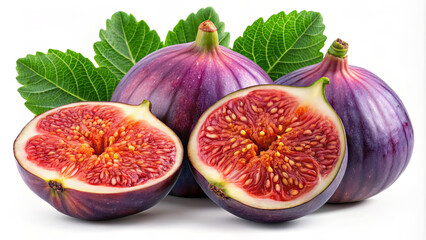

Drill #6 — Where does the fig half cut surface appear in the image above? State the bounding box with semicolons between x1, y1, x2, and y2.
188;78;347;222
14;101;183;220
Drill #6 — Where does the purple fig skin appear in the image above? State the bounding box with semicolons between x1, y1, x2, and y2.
191;150;347;223
275;45;414;203
111;24;273;197
16;160;181;220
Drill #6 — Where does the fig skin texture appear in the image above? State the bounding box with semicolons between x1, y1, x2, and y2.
112;21;273;197
275;39;414;203
16;163;179;220
191;159;347;223
188;79;348;222
14;101;183;220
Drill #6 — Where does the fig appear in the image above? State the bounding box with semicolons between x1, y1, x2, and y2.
188;78;347;222
112;20;273;197
14;101;183;220
275;39;414;203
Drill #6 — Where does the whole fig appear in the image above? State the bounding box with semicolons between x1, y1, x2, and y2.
275;39;414;202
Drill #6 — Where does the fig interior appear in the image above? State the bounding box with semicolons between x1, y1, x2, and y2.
191;83;345;206
15;102;181;190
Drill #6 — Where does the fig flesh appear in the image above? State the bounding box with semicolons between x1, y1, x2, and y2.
275;39;414;202
111;20;273;197
14;101;183;220
188;78;347;222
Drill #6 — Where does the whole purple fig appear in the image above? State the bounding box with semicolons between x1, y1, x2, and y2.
112;21;273;197
275;39;414;203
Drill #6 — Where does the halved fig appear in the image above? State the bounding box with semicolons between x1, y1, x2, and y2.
14;101;183;220
188;78;347;222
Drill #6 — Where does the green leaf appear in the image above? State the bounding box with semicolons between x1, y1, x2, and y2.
94;11;163;80
16;49;119;115
233;11;327;80
165;7;230;47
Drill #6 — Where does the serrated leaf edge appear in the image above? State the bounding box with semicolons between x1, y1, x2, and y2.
266;11;323;74
16;51;86;102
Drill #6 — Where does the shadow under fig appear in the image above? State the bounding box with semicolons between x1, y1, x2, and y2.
160;195;218;209
160;196;305;229
62;195;219;226
215;214;303;229
312;198;374;215
62;195;305;229
62;196;374;227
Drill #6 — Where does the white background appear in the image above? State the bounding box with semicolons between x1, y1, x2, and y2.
1;0;425;239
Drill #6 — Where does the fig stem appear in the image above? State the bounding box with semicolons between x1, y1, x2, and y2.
139;100;152;111
327;38;349;58
194;20;219;51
